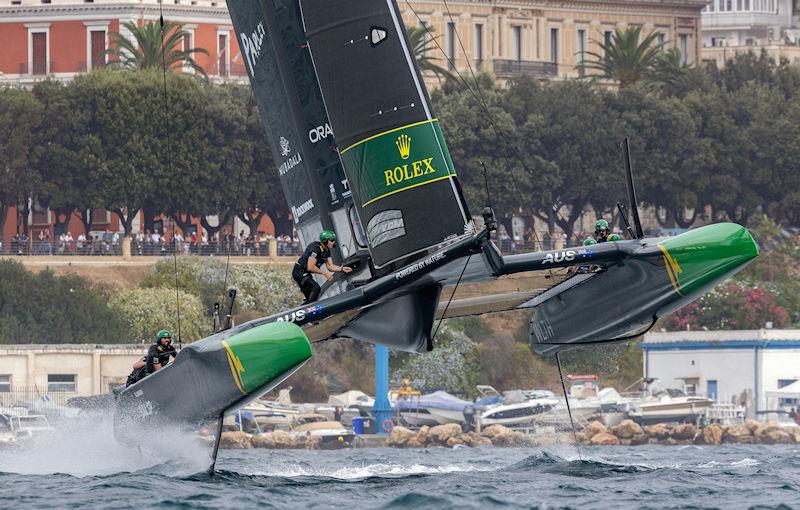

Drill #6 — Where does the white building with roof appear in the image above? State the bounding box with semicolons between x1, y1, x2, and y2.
642;329;800;417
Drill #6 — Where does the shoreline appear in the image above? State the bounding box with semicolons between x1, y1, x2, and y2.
216;419;800;450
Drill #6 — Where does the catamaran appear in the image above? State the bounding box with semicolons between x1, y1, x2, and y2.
114;0;758;470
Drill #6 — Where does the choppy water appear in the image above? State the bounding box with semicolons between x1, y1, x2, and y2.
1;416;799;509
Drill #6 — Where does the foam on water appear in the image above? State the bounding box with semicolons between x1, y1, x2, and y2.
241;461;491;480
0;410;210;477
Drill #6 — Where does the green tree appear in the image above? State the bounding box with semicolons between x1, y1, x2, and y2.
581;26;663;89
103;20;209;78
0;87;41;236
407;25;455;81
0;260;126;344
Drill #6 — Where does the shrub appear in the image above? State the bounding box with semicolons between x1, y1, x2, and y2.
109;287;207;343
0;260;126;343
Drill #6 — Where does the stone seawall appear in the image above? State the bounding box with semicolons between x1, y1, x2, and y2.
215;419;800;450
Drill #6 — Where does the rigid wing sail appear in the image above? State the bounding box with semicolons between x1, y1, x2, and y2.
114;0;758;465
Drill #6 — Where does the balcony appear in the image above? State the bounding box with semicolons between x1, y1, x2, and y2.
493;59;558;79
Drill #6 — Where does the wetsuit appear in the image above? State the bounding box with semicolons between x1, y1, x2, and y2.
125;341;177;387
292;241;331;305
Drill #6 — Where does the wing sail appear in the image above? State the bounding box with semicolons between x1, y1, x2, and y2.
300;0;471;269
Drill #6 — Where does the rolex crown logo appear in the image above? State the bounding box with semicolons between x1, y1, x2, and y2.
396;134;411;160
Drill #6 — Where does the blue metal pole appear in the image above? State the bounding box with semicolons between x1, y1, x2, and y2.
371;344;393;435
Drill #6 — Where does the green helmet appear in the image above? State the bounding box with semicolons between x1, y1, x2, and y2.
595;219;610;231
583;238;597;246
608;233;622;242
157;329;172;340
319;230;336;242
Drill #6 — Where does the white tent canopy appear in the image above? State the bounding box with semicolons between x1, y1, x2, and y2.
328;390;375;408
766;380;800;398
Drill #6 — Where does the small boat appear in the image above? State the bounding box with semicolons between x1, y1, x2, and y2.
0;408;54;440
396;391;471;427
627;380;713;425
290;413;354;448
476;386;559;427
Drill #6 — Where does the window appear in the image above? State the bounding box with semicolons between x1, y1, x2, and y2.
91;30;106;69
603;30;612;61
32;32;47;75
47;374;76;392
778;379;798;406
577;29;587;76
657;33;666;48
474;23;484;64
744;0;750;10
512;26;522;61
679;34;689;65
447;21;456;70
217;32;229;76
709;0;715;11
550;28;559;64
0;375;10;393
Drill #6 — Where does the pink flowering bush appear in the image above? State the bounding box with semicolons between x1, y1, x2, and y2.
665;283;788;330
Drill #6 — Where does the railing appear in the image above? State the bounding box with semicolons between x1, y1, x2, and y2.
0;238;301;257
209;61;248;78
493;59;558;78
0;386;71;413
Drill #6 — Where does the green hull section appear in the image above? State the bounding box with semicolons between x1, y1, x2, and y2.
115;322;311;430
529;223;758;355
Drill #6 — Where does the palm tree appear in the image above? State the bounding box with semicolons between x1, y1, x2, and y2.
579;26;664;88
644;47;686;93
407;25;455;81
102;20;209;78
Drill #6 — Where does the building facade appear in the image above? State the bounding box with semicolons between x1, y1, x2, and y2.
401;0;706;83
702;0;800;67
642;330;800;417
700;0;800;67
0;344;146;399
0;0;246;85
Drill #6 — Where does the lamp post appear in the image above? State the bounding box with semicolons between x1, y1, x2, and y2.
370;344;393;435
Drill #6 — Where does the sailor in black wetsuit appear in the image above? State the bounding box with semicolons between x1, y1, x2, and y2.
292;230;352;304
125;329;177;387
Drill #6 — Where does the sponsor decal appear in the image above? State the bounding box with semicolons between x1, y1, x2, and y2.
240;21;266;76
394;252;446;281
277;137;303;176
279;137;291;157
278;153;303;176
383;135;436;187
396;134;411;160
329;183;337;202
531;318;555;343
542;249;577;265
341;178;352;198
291;198;314;219
309;123;333;144
276;309;306;323
367;209;405;247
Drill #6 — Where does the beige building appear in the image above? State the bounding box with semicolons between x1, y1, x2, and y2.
0;344;146;399
700;0;800;67
401;0;707;83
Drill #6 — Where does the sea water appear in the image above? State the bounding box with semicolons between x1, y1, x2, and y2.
0;415;798;509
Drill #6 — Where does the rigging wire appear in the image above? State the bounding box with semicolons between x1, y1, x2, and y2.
430;254;472;343
157;6;182;350
555;352;583;461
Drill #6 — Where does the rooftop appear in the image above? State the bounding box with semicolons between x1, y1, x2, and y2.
643;329;800;349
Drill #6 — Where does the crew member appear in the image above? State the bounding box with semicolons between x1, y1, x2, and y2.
585;219;623;245
125;329;178;386
292;231;352;305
